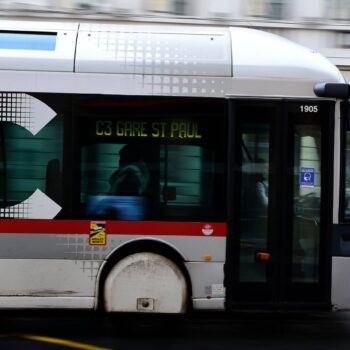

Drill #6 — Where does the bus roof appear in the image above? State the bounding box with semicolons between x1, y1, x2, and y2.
0;20;344;97
230;27;343;83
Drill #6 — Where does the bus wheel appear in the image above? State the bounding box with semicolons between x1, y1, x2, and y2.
103;252;188;313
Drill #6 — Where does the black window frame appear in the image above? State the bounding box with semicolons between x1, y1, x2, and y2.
340;100;350;222
72;95;228;222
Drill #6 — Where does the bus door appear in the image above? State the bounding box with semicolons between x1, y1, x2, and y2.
225;100;333;309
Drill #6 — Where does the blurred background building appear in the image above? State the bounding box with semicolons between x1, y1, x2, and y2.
1;0;350;80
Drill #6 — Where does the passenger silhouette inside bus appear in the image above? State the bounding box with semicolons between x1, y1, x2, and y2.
254;158;269;209
242;158;269;215
86;143;151;220
109;144;150;196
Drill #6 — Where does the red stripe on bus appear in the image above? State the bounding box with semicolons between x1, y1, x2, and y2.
0;219;227;236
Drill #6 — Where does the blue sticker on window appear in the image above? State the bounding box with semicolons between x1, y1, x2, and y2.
300;167;315;188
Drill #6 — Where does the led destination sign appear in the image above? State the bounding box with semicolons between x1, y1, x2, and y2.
95;120;202;140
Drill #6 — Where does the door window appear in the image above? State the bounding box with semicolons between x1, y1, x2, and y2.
292;124;322;283
240;123;270;282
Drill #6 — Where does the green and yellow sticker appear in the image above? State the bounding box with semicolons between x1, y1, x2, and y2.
89;221;106;246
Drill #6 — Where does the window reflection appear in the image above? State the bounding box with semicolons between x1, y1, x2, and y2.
239;123;270;283
78;98;226;222
292;125;321;283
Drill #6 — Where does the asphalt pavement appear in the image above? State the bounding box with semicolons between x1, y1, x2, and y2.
0;310;350;349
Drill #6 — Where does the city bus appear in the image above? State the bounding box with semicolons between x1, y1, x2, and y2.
0;19;348;313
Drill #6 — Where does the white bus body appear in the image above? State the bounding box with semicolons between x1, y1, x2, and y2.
0;20;346;312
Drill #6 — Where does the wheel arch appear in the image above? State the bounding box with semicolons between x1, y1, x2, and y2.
96;238;193;311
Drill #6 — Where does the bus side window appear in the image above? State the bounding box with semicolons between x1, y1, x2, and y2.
0;116;63;215
159;145;218;219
